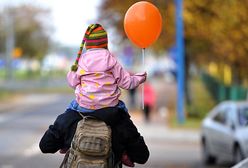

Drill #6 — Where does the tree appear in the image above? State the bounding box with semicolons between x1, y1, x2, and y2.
0;4;53;60
184;0;248;84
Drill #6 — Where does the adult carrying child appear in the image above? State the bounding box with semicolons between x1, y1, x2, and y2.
39;23;149;167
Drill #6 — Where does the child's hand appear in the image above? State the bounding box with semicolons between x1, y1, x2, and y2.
140;72;147;83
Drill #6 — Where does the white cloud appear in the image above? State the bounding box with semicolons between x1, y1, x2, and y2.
46;0;119;50
43;0;101;46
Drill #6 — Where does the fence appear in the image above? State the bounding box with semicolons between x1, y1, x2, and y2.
201;73;247;102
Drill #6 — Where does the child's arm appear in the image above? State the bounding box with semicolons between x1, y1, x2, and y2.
111;60;146;90
67;71;80;89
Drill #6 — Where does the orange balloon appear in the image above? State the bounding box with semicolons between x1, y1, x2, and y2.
124;1;162;48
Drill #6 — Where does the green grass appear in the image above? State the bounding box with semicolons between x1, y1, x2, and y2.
0;69;5;78
0;69;70;101
0;90;20;102
0;69;67;80
168;77;216;129
25;87;71;94
186;77;216;119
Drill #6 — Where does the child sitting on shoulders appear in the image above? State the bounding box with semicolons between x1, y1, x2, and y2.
39;23;149;167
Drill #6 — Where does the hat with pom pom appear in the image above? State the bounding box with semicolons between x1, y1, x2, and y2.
71;24;108;71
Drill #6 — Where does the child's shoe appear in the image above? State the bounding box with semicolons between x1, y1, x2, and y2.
121;152;135;167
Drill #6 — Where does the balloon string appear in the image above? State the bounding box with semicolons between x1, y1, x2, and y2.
142;48;145;110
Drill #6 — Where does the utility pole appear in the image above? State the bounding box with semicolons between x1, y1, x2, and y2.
4;7;15;80
175;0;185;123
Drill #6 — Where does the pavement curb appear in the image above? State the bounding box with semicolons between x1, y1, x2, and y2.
232;158;248;168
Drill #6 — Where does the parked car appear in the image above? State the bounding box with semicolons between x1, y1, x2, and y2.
201;101;248;165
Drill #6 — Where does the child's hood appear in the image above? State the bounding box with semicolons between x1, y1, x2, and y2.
78;49;117;72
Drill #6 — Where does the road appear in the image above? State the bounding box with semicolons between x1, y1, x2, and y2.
0;92;230;168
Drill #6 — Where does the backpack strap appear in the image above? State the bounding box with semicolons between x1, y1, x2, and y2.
59;150;70;168
77;112;97;121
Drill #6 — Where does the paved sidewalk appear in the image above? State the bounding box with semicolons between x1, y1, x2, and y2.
232;158;248;168
124;109;201;168
130;109;200;143
0;93;67;113
0;92;200;144
0;93;202;168
0;93;200;143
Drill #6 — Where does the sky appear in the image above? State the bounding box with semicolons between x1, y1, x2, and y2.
0;0;101;47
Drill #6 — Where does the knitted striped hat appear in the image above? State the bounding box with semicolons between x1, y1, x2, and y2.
71;24;108;71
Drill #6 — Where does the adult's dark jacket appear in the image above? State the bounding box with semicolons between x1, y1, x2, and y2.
39;107;149;164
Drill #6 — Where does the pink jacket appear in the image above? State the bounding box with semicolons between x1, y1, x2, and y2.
144;82;156;107
67;49;146;110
